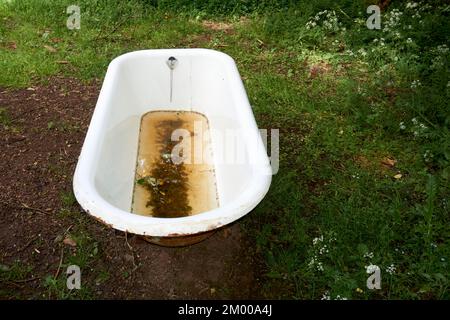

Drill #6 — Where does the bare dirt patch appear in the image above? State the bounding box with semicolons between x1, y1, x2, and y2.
0;77;262;299
201;20;234;33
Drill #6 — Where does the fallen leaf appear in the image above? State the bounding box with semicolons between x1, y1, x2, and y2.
124;254;134;262
210;288;216;294
381;157;396;168
223;228;231;238
7;42;17;50
53;234;63;244
394;174;402;179
309;62;332;78
44;45;57;53
63;237;77;247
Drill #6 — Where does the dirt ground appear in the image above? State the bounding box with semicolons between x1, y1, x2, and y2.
0;77;263;299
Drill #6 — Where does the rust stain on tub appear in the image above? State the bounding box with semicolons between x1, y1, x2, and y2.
90;215;114;229
145;229;216;246
167;233;182;237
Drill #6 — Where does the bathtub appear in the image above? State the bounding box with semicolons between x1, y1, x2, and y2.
73;49;272;245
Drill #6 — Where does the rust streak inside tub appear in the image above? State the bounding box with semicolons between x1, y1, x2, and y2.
131;111;219;218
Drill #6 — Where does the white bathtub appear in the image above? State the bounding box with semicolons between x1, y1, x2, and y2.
73;49;271;241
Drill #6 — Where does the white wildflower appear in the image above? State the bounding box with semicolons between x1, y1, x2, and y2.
316;262;324;272
406;2;418;9
313;235;324;246
423;150;433;162
383;9;403;32
410;80;421;89
386;264;396;275
357;48;367;57
437;44;449;54
319;245;329;255
308;256;324;272
366;264;380;274
321;291;331;300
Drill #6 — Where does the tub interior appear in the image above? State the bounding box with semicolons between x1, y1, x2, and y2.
131;110;219;218
93;52;255;215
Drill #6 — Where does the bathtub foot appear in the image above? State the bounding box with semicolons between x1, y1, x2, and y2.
141;230;216;247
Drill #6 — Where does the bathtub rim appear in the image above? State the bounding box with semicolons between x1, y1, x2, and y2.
73;48;272;237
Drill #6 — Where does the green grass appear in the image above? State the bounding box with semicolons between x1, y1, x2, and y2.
0;107;12;130
0;261;34;299
47;118;81;133
41;190;104;299
0;0;203;86
0;0;449;299
0;261;33;281
0;106;22;133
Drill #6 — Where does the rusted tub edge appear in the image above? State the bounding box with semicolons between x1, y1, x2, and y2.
141;229;216;247
88;211;217;247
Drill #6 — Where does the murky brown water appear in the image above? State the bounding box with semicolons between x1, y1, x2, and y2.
131;111;219;218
